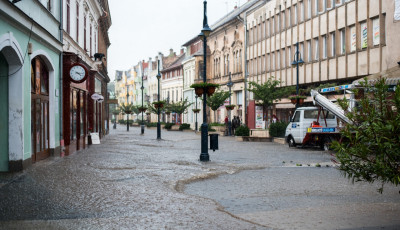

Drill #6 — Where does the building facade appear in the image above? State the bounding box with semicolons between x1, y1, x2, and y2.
208;0;264;124
0;0;63;171
245;0;400;128
61;0;111;155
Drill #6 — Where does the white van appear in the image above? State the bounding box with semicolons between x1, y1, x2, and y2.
285;107;338;149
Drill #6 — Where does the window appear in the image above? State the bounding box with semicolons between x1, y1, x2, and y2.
340;28;346;54
331;32;336;57
282;12;285;29
300;42;304;59
272;16;275;34
277;50;281;69
322;35;327;59
287;46;292;67
271;53;275;70
277;14;280;32
90;26;92;56
84;15;87;51
300;2;305;22
292;111;300;122
314;38;319;60
262;21;266;39
288;7;291;27
66;0;70;34
282;48;286;68
314;0;319;16
307;40;312;61
307;0;312;19
360;22;368;49
294;4;298;25
350;25;356;52
76;2;79;42
372;18;380;45
239;51;242;72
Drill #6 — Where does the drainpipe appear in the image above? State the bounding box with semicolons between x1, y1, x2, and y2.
59;0;63;153
237;11;248;125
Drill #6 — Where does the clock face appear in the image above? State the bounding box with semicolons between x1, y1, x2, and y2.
69;65;86;82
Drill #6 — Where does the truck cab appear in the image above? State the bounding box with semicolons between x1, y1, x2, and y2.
285;107;338;147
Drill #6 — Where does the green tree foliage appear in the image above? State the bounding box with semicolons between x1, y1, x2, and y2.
170;98;193;116
248;77;292;109
119;103;135;114
269;121;289;137
332;78;400;193
203;91;230;122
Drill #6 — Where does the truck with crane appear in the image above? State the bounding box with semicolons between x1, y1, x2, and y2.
285;85;354;150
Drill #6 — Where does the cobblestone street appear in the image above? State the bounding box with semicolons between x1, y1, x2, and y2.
0;125;399;230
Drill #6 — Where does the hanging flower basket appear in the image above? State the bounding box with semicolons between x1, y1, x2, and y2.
192;108;201;113
153;101;165;109
225;105;235;111
194;87;204;97
138;106;147;113
190;83;219;97
288;95;307;104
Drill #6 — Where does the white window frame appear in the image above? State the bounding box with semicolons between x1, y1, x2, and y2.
314;37;319;60
331;32;336;57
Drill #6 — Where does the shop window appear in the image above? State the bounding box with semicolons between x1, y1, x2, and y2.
360;22;368;49
350;25;356;52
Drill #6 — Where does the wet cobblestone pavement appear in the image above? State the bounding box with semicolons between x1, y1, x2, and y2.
0;125;399;229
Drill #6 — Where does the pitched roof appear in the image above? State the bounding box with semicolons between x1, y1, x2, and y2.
161;53;186;72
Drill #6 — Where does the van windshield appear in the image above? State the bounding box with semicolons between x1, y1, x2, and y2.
304;110;335;119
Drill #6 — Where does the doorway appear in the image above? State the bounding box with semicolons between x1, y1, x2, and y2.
31;57;50;162
0;53;9;171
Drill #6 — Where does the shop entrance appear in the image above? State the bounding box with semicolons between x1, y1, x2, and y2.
31;57;50;162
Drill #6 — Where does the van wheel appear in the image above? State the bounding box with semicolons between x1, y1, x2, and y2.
288;136;296;148
321;137;332;151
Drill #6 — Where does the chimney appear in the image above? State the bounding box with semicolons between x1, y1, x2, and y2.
234;5;237;10
180;48;184;55
169;48;174;56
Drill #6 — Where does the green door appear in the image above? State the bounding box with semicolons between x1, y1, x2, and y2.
0;53;8;171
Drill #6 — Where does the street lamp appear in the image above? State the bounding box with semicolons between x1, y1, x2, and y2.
199;0;212;162
156;60;162;140
195;95;198;132
141;63;145;135
227;72;233;136
291;42;304;108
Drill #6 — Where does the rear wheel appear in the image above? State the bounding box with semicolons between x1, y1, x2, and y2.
288;136;296;148
321;137;333;151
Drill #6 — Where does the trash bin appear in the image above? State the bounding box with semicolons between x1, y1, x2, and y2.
209;134;219;151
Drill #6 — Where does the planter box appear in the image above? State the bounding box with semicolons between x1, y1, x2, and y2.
250;129;270;138
273;137;286;145
235;136;244;142
241;136;273;142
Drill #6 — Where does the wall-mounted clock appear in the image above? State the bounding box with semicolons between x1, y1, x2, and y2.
69;63;88;83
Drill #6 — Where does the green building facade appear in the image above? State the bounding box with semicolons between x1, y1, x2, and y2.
0;0;62;171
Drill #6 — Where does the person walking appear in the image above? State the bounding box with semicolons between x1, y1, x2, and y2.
232;116;238;135
224;116;229;136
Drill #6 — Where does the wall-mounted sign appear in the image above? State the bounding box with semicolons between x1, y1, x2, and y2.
91;93;104;103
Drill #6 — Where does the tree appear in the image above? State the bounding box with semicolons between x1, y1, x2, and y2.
169;98;193;123
248;77;292;126
205;91;230;122
118;103;135;131
332;78;400;193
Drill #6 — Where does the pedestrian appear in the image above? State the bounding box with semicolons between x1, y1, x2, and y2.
224;115;228;136
232;116;238;135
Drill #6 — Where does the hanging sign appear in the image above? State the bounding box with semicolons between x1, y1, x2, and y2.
91;93;104;102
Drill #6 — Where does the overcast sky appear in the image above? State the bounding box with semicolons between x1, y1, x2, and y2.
108;0;246;81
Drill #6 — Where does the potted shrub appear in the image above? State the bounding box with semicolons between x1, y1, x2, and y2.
190;82;220;97
152;101;165;109
225;104;235;110
192;108;201;113
288;95;307;104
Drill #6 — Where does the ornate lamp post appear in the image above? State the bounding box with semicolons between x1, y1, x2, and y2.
195;95;198;132
141;63;145;135
291;42;304;108
199;0;212;162
156;60;162;140
227;72;233;136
